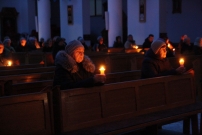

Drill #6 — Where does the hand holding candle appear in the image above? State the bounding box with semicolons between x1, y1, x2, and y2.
179;58;184;67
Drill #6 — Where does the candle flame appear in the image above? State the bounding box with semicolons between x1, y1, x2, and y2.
173;48;175;51
7;61;12;66
99;66;105;75
179;58;184;66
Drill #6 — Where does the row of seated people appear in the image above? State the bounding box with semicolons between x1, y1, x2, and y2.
53;39;187;90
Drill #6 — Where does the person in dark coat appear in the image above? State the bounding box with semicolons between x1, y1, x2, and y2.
16;37;28;52
52;37;66;60
53;40;106;90
193;37;202;55
0;42;12;66
141;40;185;79
113;36;124;48
93;36;108;52
142;34;154;49
181;37;193;54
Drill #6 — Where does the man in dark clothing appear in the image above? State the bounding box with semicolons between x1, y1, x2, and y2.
142;34;154;50
141;40;185;79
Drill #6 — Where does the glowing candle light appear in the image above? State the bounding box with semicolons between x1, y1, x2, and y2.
179;58;184;67
99;66;105;75
135;45;138;49
7;61;12;66
173;48;175;55
167;44;170;48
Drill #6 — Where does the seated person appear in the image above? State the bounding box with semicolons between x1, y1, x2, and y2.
142;34;154;50
113;36;124;48
141;40;186;79
93;36;108;52
124;34;136;49
193;37;202;55
78;36;89;50
181;37;193;54
3;38;16;54
0;42;13;66
43;38;53;52
53;40;106;90
16;37;28;52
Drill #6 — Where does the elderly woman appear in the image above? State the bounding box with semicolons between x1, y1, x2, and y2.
93;36;108;52
53;40;106;90
193;37;202;55
0;42;11;66
124;34;136;49
141;40;186;79
3;38;15;53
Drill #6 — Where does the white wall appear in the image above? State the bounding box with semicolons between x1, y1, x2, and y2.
127;0;160;45
60;0;83;42
165;0;202;43
0;0;36;35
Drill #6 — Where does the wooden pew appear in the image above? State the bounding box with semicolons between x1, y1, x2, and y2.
0;72;54;84
52;73;201;134
0;66;55;76
5;70;141;96
0;64;44;70
0;91;54;134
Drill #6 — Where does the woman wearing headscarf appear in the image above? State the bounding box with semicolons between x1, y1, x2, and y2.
53;40;106;90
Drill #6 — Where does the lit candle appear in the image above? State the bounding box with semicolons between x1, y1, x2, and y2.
7;61;12;66
179;58;184;67
167;44;170;48
99;66;105;75
173;48;175;55
135;45;138;49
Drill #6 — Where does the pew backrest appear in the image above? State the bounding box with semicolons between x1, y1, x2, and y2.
0;92;54;134
53;73;195;133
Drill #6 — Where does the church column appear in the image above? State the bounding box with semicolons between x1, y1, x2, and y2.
108;0;122;47
37;0;51;41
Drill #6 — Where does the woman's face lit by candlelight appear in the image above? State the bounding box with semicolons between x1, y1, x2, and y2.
72;47;84;63
0;45;4;54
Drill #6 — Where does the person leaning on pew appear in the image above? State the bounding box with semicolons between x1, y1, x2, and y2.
141;39;186;78
53;40;106;90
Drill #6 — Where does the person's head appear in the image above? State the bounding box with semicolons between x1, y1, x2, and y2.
78;37;85;44
148;34;154;42
151;40;167;59
3;38;11;47
65;40;84;63
127;34;133;41
194;37;202;47
97;36;104;44
20;37;27;47
184;37;191;44
116;36;121;42
0;43;4;54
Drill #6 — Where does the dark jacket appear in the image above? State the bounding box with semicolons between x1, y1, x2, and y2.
141;49;177;79
53;51;97;90
113;41;124;48
142;38;152;49
181;42;193;54
16;44;28;52
193;46;202;55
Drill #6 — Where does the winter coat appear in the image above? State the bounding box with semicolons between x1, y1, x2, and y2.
142;38;152;49
141;48;177;79
53;50;97;90
193;46;202;55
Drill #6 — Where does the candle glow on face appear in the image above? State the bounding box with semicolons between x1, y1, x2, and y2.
99;66;105;75
179;58;184;66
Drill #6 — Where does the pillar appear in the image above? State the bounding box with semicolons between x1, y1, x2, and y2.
37;0;51;41
108;0;122;47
